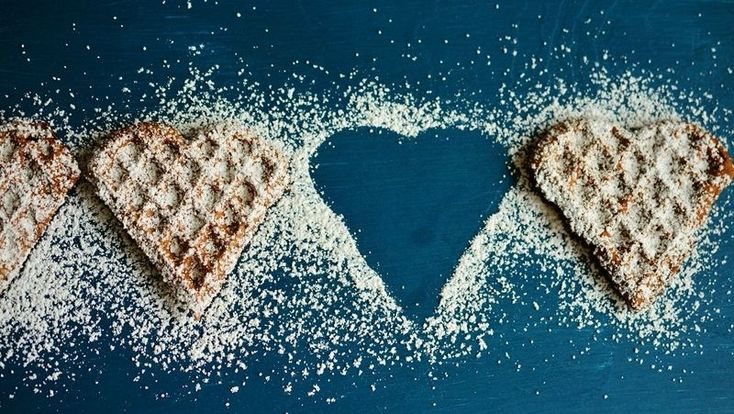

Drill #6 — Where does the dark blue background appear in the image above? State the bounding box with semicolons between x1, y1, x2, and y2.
1;0;733;412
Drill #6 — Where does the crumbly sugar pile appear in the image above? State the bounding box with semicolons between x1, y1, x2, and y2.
0;67;732;402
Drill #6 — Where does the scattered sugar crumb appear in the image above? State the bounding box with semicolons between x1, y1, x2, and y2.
0;60;731;404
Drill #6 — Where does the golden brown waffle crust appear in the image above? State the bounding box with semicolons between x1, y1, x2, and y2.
531;118;734;310
0;119;80;293
87;121;289;316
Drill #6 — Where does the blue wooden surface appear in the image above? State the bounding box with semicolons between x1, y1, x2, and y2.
1;0;733;412
312;127;512;322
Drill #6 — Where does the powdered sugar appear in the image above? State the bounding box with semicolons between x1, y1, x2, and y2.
427;71;733;361
0;66;731;402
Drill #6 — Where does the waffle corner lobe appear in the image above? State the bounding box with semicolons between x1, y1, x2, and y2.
0;119;80;291
88;121;289;316
531;118;734;310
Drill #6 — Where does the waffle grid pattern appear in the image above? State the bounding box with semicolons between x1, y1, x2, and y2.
89;121;289;314
532;119;734;309
0;120;80;290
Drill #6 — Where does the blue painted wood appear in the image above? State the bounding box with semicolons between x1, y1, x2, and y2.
311;127;512;321
0;1;733;412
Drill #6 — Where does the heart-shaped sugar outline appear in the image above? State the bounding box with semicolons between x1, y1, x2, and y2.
311;127;511;321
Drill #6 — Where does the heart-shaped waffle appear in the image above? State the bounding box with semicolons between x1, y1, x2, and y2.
0;119;80;292
532;118;734;310
88;121;289;315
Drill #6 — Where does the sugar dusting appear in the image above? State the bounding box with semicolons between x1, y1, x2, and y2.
428;72;733;360
532;118;732;309
0;67;732;401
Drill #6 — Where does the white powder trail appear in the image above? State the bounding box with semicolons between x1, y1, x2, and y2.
0;67;731;400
